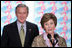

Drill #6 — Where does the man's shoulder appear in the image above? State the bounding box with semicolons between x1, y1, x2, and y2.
26;21;37;26
4;21;16;28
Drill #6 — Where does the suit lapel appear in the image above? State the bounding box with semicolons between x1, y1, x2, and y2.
13;21;22;46
25;21;30;41
24;21;32;46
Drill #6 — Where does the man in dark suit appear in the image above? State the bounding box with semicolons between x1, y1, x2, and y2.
1;4;39;47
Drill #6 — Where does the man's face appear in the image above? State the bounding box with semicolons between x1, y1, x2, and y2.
16;7;28;24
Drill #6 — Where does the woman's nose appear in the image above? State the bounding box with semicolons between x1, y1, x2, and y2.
48;25;51;28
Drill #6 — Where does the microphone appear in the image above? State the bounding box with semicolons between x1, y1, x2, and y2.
54;34;59;44
47;34;59;47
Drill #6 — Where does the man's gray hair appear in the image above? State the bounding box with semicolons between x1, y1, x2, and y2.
15;4;29;13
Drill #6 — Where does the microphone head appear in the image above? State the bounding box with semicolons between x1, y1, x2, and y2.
54;34;59;39
47;34;51;39
54;34;59;44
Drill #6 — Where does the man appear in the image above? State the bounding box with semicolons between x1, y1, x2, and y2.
1;4;39;47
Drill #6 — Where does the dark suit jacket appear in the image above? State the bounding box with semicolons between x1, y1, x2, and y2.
1;21;39;47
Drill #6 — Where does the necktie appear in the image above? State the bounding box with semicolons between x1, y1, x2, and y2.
20;24;25;47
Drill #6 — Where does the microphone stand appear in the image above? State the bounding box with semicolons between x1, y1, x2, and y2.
50;39;55;47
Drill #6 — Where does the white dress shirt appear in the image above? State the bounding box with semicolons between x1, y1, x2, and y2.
17;20;26;36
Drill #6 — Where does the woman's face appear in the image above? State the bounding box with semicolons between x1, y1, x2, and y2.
44;19;55;34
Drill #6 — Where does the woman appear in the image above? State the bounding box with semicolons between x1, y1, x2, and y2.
32;13;67;47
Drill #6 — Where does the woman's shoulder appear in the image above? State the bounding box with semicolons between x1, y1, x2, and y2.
55;33;67;47
58;36;66;42
54;33;66;43
34;34;43;40
58;35;65;40
33;34;45;43
54;33;65;40
32;34;47;47
58;36;67;47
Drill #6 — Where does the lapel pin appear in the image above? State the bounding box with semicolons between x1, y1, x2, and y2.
29;29;31;32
